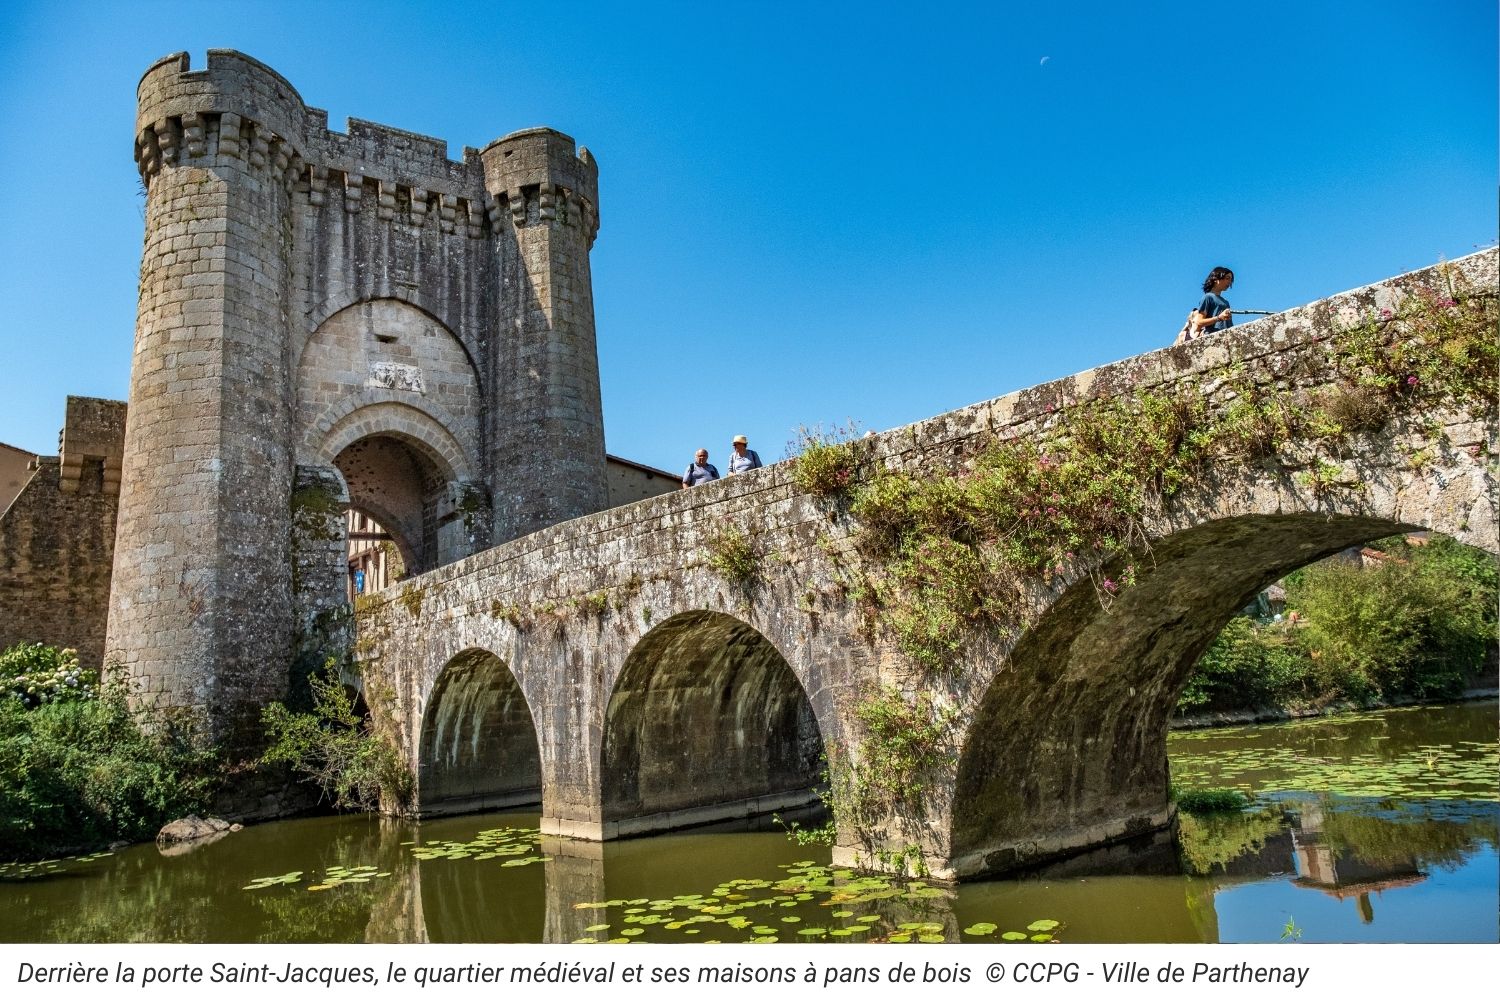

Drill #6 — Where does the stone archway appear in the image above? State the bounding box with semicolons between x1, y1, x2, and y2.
599;610;826;837
947;510;1493;879
334;433;452;576
417;648;542;816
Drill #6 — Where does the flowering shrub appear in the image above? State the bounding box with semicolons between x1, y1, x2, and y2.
831;270;1496;670
788;423;864;500
0;643;97;709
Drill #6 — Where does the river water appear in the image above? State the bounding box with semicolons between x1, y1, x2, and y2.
2;701;1495;943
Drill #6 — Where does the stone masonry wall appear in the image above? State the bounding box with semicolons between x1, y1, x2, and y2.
355;251;1497;879
0;398;125;669
109;50;612;738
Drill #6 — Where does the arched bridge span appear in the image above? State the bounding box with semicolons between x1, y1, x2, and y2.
355;252;1497;879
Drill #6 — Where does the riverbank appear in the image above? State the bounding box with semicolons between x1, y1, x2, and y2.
1171;686;1498;731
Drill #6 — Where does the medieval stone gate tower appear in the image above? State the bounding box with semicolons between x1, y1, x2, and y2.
108;50;608;739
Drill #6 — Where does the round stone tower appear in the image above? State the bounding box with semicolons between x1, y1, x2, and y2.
109;51;306;741
480;129;609;541
108;51;613;750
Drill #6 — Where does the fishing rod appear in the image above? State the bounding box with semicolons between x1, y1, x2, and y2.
1230;309;1277;316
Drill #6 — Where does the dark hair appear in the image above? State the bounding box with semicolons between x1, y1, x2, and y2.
1202;267;1234;294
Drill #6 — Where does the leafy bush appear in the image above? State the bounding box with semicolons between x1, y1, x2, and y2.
788;423;863;500
0;681;219;860
261;663;412;811
1291;538;1491;701
1;643;96;708
1177;617;1312;712
1173;787;1252;813
704;525;760;588
1180;535;1497;714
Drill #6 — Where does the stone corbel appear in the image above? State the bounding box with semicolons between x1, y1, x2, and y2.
135;126;160;178
344;173;364;213
508;188;526;226
248;125;272;169
308;165;328;206
181;112;205;158
439;193;458;234
284;152;304;192
466;200;485;238
154;119;179;166
409;187;429;225
537;182;556;221
377;180;397;221
218;112;243;160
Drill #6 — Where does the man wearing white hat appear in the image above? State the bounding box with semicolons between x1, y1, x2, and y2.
727;435;762;476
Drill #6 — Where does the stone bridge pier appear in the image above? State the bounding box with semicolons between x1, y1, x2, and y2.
358;251;1498;880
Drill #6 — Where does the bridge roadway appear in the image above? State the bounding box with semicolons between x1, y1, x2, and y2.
353;251;1497;879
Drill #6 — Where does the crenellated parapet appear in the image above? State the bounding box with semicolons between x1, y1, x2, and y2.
480;128;601;246
135;51;601;246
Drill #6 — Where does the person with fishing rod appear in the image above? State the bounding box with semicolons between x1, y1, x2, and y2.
1177;266;1277;343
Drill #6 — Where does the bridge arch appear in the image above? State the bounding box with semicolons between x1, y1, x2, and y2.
599;610;827;836
948;459;1499;878
417;647;542;816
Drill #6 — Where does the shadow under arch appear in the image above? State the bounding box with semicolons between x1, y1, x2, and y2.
947;510;1478;880
417;648;541;816
600;610;826;837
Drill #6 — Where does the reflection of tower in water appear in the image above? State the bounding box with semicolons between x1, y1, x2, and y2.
1289;800;1426;924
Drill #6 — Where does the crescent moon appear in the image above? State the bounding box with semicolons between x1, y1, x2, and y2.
1039;55;1050;65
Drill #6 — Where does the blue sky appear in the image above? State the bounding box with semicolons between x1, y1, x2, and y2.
1;1;1494;472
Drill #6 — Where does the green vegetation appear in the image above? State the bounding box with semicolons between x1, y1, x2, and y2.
823;688;956;849
1167;706;1498;802
788;423;864;500
705;524;760;588
2;643;95;708
261;662;412;812
0;650;219;860
1179;535;1497;714
1173;787;1252;813
1176;805;1288;876
397;584;424;618
818;280;1496;670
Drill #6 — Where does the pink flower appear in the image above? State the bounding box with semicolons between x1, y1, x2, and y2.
1406;375;1419;386
1441;298;1457;308
1380;308;1394;320
1101;578;1119;594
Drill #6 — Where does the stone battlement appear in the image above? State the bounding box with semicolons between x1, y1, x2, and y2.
134;50;597;243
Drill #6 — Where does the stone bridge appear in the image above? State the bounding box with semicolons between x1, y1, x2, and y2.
351;251;1497;880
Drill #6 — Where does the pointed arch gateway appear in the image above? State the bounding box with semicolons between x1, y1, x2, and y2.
418;648;541;815
600;611;827;836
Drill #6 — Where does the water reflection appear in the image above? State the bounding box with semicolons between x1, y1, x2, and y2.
0;702;1494;943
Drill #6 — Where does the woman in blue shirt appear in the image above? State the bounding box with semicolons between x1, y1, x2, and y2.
1187;266;1235;340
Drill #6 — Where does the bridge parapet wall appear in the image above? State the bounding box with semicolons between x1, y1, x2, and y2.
356;251;1495;878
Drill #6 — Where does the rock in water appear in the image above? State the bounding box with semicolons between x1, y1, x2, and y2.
156;815;233;845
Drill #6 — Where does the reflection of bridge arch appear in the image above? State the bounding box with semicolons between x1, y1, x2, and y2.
599;610;826;836
949;497;1497;879
418;648;541;816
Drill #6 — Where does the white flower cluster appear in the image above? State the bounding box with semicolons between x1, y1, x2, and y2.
1;644;98;709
